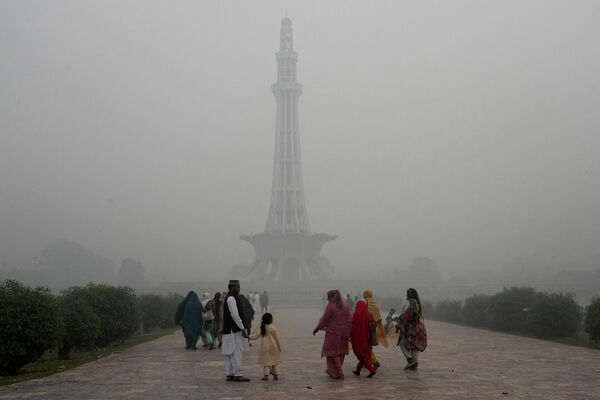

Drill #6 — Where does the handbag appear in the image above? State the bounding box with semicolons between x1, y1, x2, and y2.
369;320;379;346
202;302;214;321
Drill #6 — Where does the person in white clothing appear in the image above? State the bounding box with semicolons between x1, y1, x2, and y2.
221;280;250;382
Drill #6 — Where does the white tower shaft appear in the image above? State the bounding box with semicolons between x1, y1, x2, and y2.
265;18;311;234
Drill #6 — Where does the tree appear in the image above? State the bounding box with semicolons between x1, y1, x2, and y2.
527;292;582;338
584;296;600;344
0;280;65;374
57;290;101;359
67;283;140;346
462;294;491;328
486;287;536;332
138;294;167;333
434;300;462;323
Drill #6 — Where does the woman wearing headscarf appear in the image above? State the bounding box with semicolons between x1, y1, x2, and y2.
182;291;204;350
350;300;377;377
362;290;388;370
396;288;427;371
312;289;352;379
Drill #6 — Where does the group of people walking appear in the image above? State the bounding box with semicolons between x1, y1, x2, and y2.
313;288;426;379
175;287;269;353
176;281;426;383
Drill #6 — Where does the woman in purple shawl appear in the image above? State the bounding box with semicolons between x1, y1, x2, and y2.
312;289;352;379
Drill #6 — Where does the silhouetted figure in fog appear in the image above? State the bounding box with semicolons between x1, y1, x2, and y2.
182;291;203;350
260;290;269;313
252;291;260;313
175;292;193;347
346;294;355;310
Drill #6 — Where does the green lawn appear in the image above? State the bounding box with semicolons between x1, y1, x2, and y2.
0;328;176;386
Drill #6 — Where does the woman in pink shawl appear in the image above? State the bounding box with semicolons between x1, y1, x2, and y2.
312;289;352;379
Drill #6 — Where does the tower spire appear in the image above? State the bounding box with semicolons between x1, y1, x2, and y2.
280;17;293;50
267;17;307;234
240;18;336;281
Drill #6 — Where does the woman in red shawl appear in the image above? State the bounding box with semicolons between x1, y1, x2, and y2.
350;301;377;377
312;289;352;379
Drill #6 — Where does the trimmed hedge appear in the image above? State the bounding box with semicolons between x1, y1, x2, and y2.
0;279;185;373
462;294;491;328
486;287;537;332
0;280;65;374
57;292;101;359
584;296;600;343
527;292;582;338
69;283;140;346
138;293;182;333
434;299;462;323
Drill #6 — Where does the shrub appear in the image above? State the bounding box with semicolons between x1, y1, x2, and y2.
66;283;140;346
57;291;101;359
486;287;536;332
434;299;462;323
138;294;168;333
462;294;491;328
0;280;65;374
162;293;185;329
138;293;184;333
527;292;582;338
584;296;600;343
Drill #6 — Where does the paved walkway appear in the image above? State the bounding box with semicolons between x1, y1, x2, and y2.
1;308;599;399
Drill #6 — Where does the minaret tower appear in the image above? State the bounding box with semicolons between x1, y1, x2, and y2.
266;17;310;234
240;18;336;280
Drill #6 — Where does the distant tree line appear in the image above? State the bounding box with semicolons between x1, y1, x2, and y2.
380;287;600;344
0;279;183;375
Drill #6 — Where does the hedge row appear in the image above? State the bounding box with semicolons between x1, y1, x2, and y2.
428;288;600;342
380;287;600;344
0;280;183;375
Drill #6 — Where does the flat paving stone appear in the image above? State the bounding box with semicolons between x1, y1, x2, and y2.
1;308;599;399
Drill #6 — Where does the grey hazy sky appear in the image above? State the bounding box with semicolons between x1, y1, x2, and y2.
1;1;599;280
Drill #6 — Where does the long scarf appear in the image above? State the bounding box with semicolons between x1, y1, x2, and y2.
350;301;375;360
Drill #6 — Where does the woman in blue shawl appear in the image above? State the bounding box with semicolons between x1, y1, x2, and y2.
183;291;204;350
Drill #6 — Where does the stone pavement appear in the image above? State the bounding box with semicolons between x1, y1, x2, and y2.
1;308;599;399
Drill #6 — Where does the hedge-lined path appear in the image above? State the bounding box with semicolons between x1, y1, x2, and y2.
1;307;599;399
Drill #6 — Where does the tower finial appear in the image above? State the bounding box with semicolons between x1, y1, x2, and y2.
280;17;293;50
